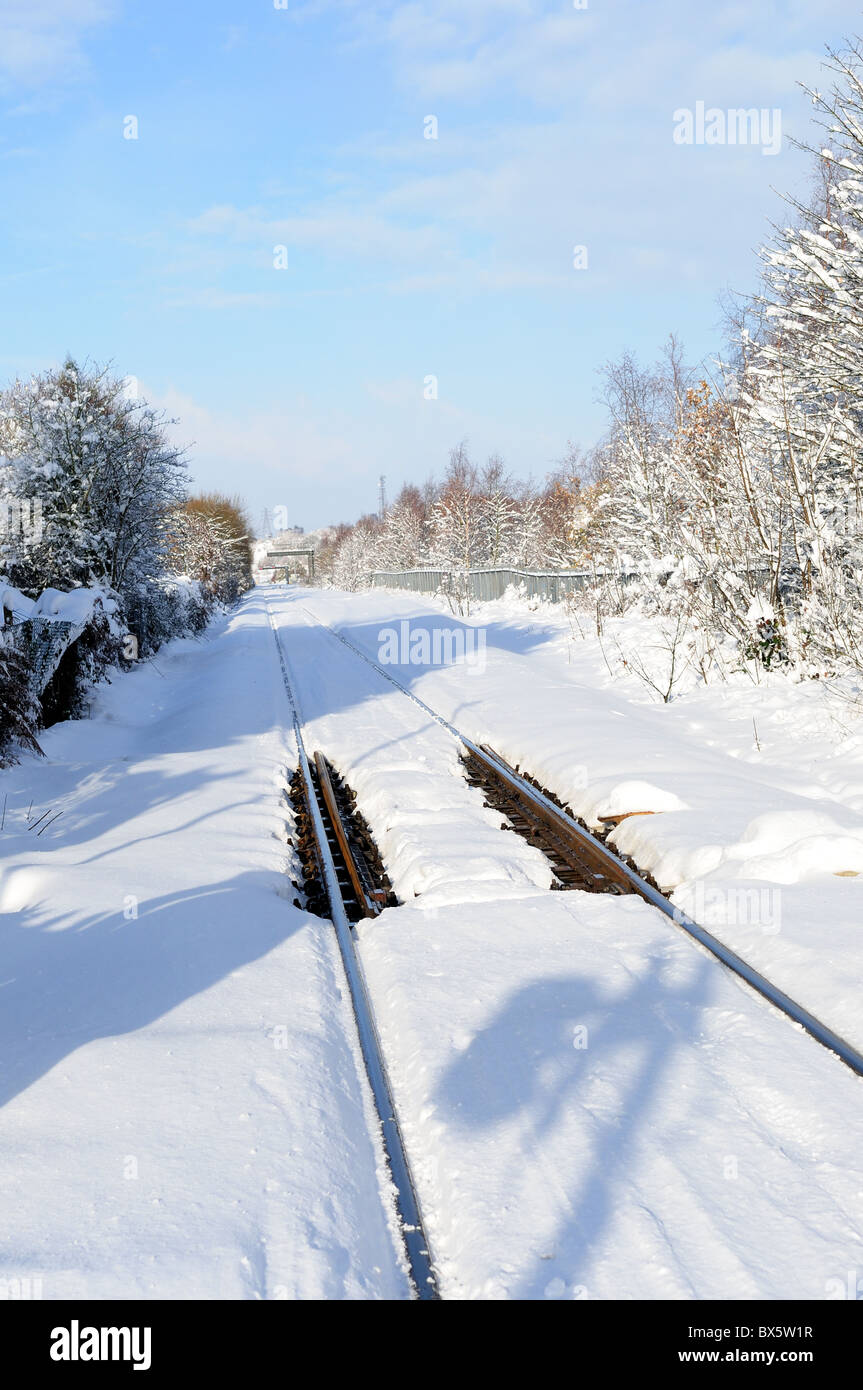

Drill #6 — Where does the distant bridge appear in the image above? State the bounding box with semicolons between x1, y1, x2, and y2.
265;548;315;582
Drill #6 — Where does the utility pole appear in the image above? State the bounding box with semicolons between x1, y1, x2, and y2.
259;507;272;540
378;474;387;521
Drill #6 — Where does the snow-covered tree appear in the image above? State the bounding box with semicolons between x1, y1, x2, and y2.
742;42;863;668
0;358;188;602
595;343;688;573
539;447;604;569
330;515;383;591
167;493;253;603
478;456;520;566
375;484;430;569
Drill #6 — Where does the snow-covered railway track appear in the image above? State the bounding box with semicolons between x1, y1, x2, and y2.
291;752;397;921
462;742;637;895
299;603;863;1085
264;600;439;1301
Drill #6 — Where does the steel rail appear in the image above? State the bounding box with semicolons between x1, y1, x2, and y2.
265;599;439;1300
302;602;863;1082
313;751;388;916
464;743;634;894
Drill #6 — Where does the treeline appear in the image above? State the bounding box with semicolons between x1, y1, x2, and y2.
315;446;589;595
0;358;252;760
321;37;863;680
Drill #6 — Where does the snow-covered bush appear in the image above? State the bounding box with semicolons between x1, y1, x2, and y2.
125;576;212;657
39;602;126;725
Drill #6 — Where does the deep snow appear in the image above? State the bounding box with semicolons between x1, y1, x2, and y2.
3;584;863;1300
0;595;409;1299
264;588;863;1299
303;585;863;1057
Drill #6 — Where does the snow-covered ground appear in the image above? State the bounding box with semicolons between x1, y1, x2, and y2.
304;585;863;1057
267;587;863;1299
0;597;409;1299
3;583;863;1300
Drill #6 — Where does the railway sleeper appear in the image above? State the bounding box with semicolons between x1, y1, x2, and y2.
288;759;398;923
462;748;636;897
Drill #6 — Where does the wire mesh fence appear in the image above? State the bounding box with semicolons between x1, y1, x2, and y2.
7;617;80;696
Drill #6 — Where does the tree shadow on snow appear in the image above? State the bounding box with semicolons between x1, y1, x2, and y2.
435;950;716;1299
275;591;561;728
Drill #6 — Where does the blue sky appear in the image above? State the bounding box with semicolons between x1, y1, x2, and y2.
1;0;861;531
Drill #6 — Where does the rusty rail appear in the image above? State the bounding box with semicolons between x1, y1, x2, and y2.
312;751;389;917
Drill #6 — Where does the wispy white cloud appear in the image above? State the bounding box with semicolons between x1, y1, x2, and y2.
182;99;803;302
303;0;842;109
178;0;848;305
0;0;115;89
